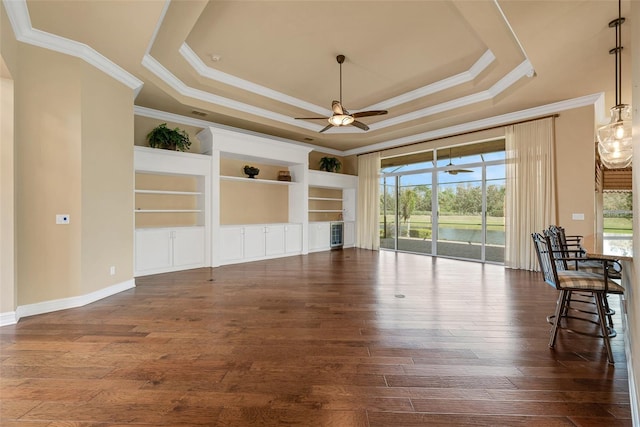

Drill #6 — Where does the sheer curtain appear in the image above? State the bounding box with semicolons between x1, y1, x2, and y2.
505;117;557;270
356;152;380;250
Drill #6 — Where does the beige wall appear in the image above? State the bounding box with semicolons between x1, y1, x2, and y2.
16;45;83;303
1;6;17;316
220;158;289;224
309;151;357;175
3;30;134;309
80;62;133;293
1;74;15;314
553;106;599;250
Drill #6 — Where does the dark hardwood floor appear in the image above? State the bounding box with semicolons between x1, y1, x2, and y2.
0;249;631;426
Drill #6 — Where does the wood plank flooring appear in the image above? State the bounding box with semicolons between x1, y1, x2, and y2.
0;249;631;426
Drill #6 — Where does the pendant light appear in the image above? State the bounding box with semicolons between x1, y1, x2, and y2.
597;0;632;169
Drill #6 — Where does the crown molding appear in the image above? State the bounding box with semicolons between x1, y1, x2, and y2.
142;54;325;132
343;92;606;156
180;43;331;117
367;59;534;131
3;0;143;94
181;41;496;117
363;49;496;111
148;47;535;135
145;0;171;56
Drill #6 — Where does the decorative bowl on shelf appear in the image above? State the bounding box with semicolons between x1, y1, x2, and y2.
243;165;260;179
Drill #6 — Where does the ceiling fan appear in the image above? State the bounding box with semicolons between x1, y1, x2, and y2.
295;54;388;133
444;148;473;175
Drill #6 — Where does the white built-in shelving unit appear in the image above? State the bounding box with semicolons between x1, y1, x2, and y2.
198;126;312;266
307;170;358;250
133;126;359;272
133;146;211;276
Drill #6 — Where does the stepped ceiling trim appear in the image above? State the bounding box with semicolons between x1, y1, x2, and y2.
144;51;534;135
141;54;318;132
180;42;497;115
344;92;605;156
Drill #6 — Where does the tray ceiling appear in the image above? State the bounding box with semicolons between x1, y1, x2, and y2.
11;0;633;154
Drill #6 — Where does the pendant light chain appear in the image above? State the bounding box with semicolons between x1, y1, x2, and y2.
597;0;632;169
616;0;621;108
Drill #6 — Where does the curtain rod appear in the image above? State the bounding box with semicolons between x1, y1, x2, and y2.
357;113;560;156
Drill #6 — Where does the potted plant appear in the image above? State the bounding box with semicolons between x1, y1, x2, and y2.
319;157;342;173
243;165;260;178
146;123;192;152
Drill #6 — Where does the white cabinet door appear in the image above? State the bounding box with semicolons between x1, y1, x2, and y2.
285;224;302;254
135;229;172;273
309;222;330;252
344;221;355;247
220;227;244;262
173;227;205;267
265;225;285;256
244;225;266;259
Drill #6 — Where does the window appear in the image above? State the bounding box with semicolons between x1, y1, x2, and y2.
603;190;633;256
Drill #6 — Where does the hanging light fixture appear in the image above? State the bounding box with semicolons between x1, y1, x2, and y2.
597;0;632;169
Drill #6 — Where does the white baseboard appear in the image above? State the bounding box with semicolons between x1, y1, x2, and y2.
0;311;17;327
625;323;639;426
1;279;136;325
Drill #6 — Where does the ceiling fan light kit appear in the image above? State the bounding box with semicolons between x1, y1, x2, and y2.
329;114;354;126
596;0;632;169
295;54;388;133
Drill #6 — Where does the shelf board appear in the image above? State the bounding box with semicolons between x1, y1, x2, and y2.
308;197;342;201
220;175;296;185
135;190;202;195
309;209;344;213
135;209;202;213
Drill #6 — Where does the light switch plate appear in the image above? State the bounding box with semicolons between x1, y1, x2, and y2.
572;213;585;220
56;214;70;224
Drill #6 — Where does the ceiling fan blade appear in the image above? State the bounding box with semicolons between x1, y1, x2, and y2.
351;120;370;131
446;169;473;174
295;117;329;120
319;123;334;133
332;101;344;115
351;110;388;118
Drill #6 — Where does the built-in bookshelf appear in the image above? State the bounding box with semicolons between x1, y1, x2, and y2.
134;172;204;228
308;187;343;222
133;146;211;276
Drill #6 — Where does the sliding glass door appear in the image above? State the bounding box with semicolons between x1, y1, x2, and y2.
436;167;483;260
379;142;505;263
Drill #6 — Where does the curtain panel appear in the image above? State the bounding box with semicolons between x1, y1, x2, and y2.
505;117;557;270
356;152;381;250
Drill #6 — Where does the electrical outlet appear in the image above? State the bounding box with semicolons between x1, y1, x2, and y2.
109;266;116;276
56;214;70;224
